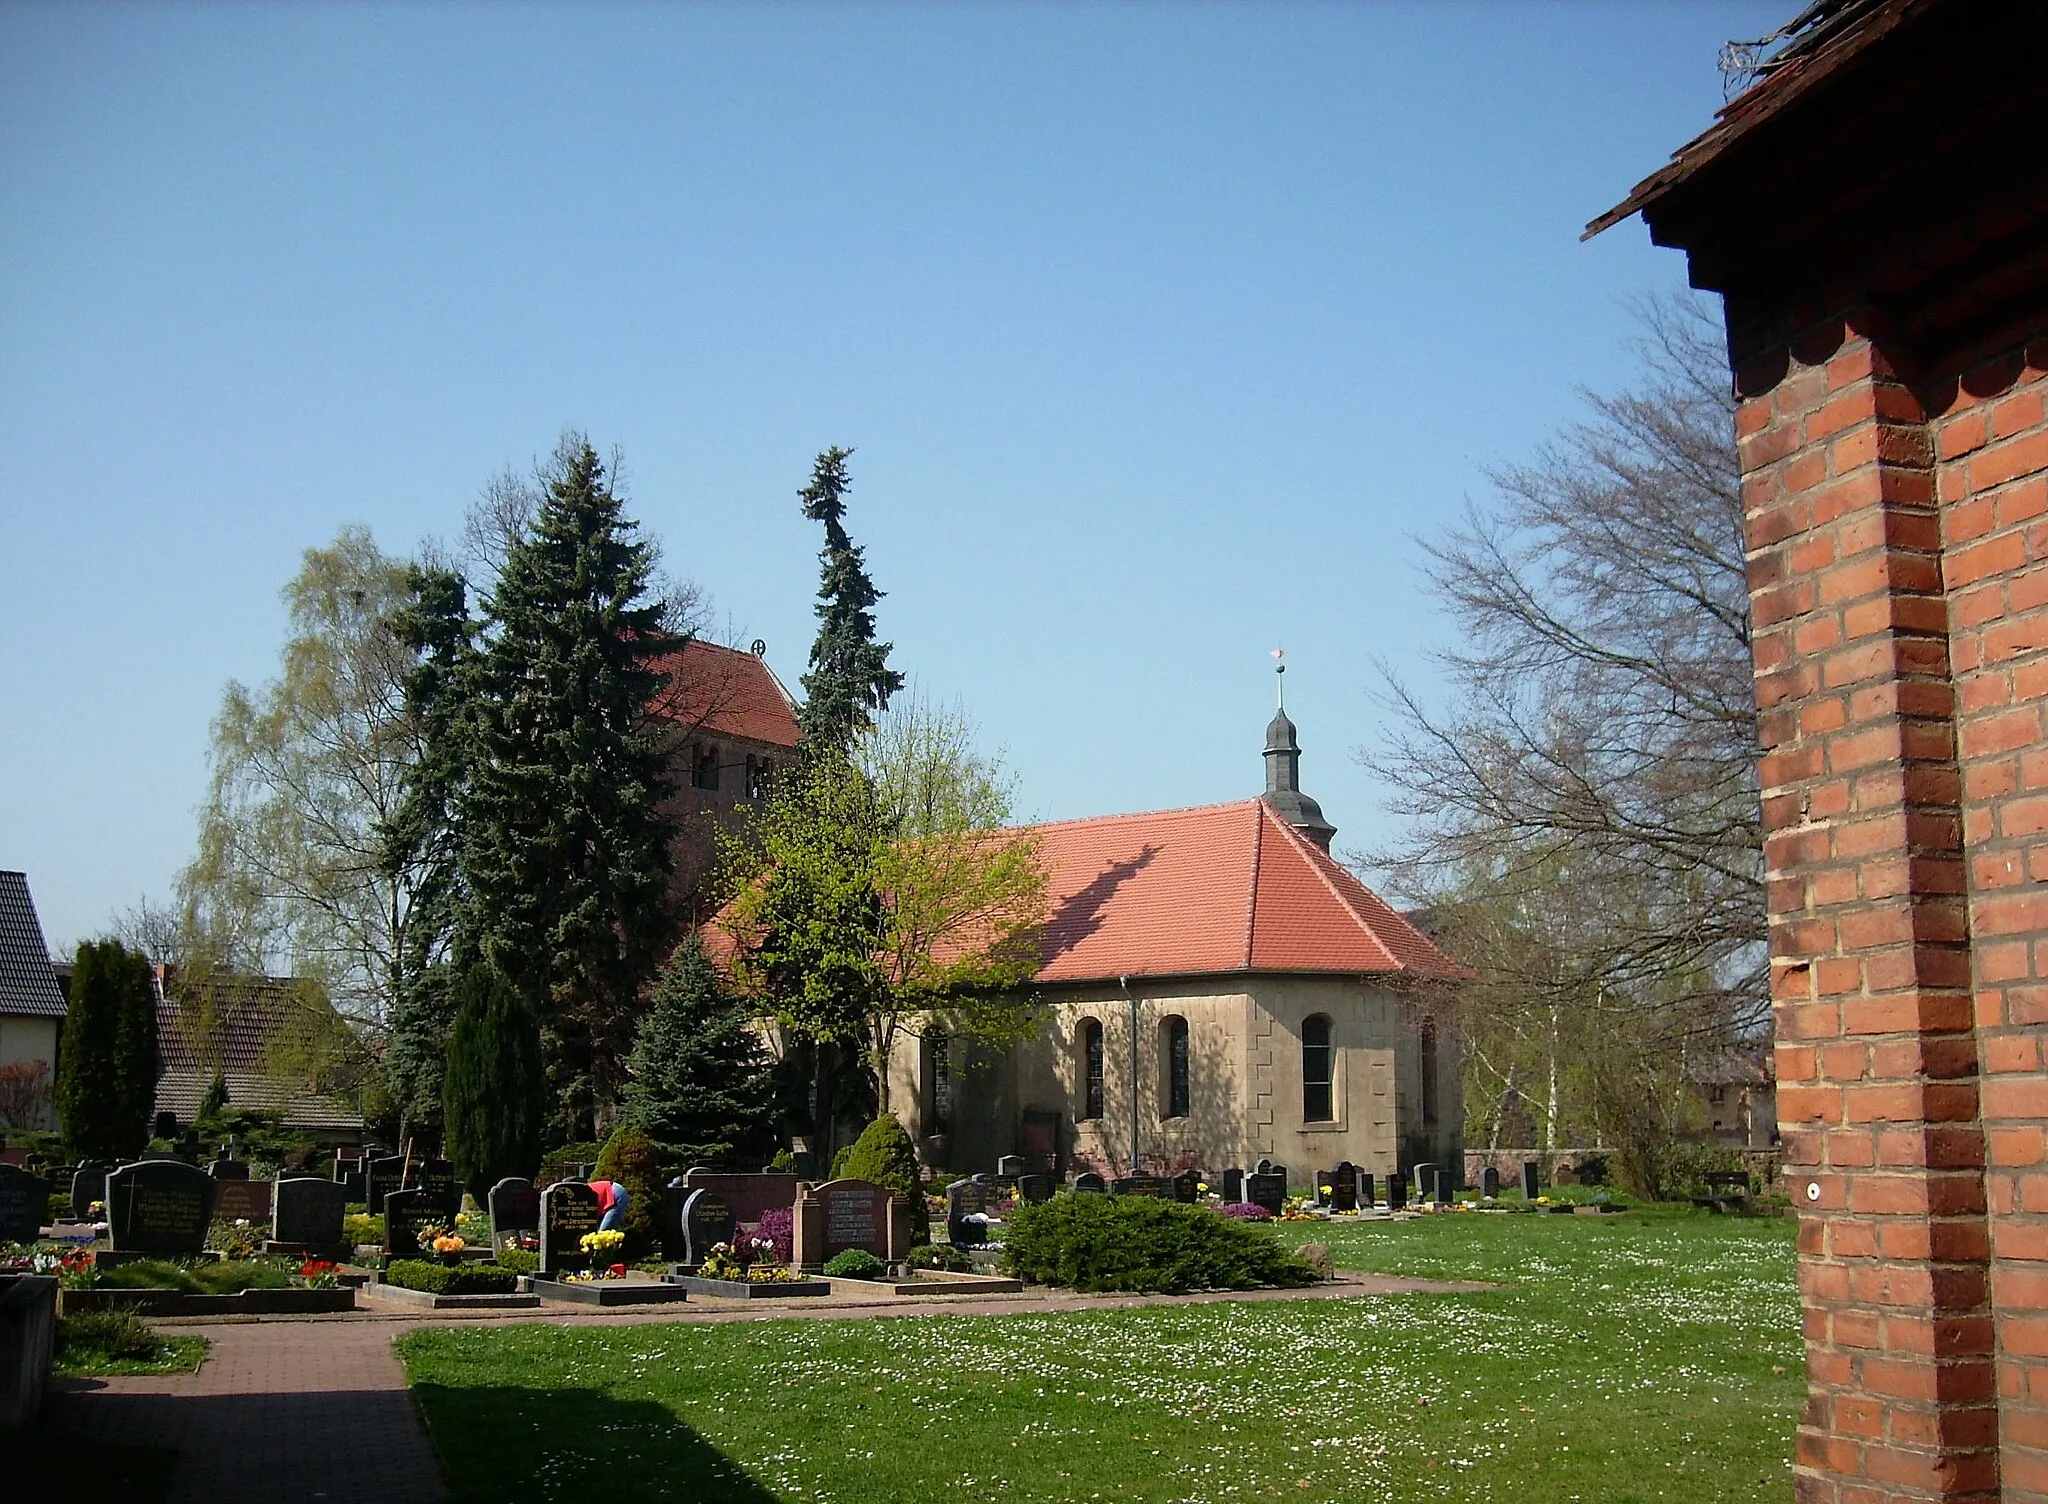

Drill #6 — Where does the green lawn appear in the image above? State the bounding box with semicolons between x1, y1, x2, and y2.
398;1206;1800;1504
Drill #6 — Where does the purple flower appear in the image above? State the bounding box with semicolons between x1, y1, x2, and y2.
753;1207;795;1263
1217;1202;1273;1222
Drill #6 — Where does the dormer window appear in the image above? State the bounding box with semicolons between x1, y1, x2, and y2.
693;744;721;791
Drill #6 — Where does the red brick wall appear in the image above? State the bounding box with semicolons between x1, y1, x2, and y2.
1737;307;2048;1502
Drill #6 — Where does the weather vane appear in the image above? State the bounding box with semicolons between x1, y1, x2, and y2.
1271;646;1285;708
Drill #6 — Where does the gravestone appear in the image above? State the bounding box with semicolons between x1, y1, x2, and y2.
152;1111;179;1139
1522;1161;1541;1200
1015;1173;1054;1204
1481;1166;1502;1199
208;1158;249;1181
1255;1159;1274;1175
1112;1176;1169;1198
1412;1163;1435;1198
995;1155;1027;1179
1357;1172;1376;1207
1221;1168;1244;1203
674;1171;800;1224
1073;1172;1107;1194
794;1178;899;1266
70;1163;110;1221
1433;1167;1454;1206
417;1159;462;1222
1172;1169;1202;1204
1245;1170;1287;1218
272;1177;349;1250
382;1188;445;1261
1386;1174;1407;1211
213;1177;274;1224
946;1179;988;1246
1327;1163;1358;1213
488;1177;541;1249
0;1164;46;1243
677;1189;736;1267
539;1180;602;1276
364;1155;410;1215
105;1159;217;1253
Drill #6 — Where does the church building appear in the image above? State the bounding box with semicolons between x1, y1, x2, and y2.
889;699;1470;1190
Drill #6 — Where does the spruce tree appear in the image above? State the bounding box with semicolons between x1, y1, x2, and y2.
458;439;679;1134
59;940;158;1158
622;936;776;1163
441;966;545;1199
796;448;904;754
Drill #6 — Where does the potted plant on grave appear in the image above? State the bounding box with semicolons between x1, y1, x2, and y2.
577;1228;626;1279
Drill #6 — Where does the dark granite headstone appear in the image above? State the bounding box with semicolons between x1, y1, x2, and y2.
1015;1173;1054;1204
1172;1169;1202;1204
70;1163;111;1221
0;1164;47;1243
1386;1174;1407;1211
1112;1176;1169;1198
1255;1159;1274;1175
488;1177;540;1248
106;1159;217;1253
152;1111;179;1139
1357;1172;1376;1207
382;1188;448;1261
678;1189;736;1266
273;1177;349;1248
1481;1166;1501;1199
946;1180;988;1246
995;1155;1027;1179
208;1158;250;1181
1245;1171;1287;1217
1412;1163;1435;1198
1326;1164;1358;1213
363;1155;409;1215
1221;1167;1244;1203
1433;1167;1454;1206
674;1171;800;1224
417;1159;462;1221
1523;1161;1541;1200
539;1180;601;1276
1073;1172;1107;1194
214;1177;273;1224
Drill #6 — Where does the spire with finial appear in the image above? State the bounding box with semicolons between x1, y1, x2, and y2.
1261;649;1336;850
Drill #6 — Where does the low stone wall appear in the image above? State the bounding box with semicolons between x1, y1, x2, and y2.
1462;1150;1615;1189
0;1274;56;1431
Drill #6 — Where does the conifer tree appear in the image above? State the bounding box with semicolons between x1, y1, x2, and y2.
59;940;158;1158
623;936;776;1163
796;448;904;754
441;966;544;1199
458;438;679;1134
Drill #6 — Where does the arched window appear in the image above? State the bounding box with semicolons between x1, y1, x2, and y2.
1302;1014;1334;1123
1420;1016;1439;1128
925;1035;952;1135
1161;1015;1190;1119
1081;1019;1105;1121
746;756;773;801
693;743;721;791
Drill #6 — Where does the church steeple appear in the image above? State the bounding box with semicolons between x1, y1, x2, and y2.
1261;653;1337;850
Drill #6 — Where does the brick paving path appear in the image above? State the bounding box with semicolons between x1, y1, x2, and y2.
44;1272;1478;1502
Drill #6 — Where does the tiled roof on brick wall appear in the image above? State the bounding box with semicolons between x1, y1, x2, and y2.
0;871;66;1019
153;971;363;1133
647;639;801;749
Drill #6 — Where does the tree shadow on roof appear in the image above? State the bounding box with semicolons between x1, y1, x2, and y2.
1038;845;1159;967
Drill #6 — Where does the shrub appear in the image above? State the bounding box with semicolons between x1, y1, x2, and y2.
56;1309;163;1363
343;1213;385;1247
1216;1202;1273;1222
382;1259;519;1295
834;1115;926;1246
442;967;545;1201
908;1242;973;1273
594;1123;665;1260
1003;1195;1316;1295
822;1248;887;1279
537;1141;603;1185
96;1260;202;1293
191;1261;295;1294
1294;1242;1334;1281
493;1247;538;1275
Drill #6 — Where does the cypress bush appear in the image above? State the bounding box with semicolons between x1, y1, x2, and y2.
58;940;157;1159
834;1113;926;1245
1002;1196;1317;1295
441;967;545;1200
593;1121;665;1259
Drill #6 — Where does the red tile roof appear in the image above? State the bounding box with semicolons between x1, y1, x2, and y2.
1027;799;1470;985
647;640;801;749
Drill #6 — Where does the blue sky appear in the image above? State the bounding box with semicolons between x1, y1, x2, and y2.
0;2;1786;950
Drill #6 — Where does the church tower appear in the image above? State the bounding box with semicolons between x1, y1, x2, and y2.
1261;660;1337;851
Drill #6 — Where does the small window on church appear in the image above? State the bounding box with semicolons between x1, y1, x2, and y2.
693;744;721;791
1303;1014;1334;1123
1420;1016;1439;1128
926;1036;951;1136
1081;1019;1104;1121
1162;1015;1190;1119
746;756;773;801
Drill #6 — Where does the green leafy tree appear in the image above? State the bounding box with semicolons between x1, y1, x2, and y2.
59;941;158;1158
796;448;903;754
622;936;776;1164
458;437;680;1135
441;967;545;1200
593;1121;666;1259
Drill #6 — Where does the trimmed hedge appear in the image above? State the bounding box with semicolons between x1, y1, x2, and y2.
383;1259;520;1296
1003;1195;1317;1295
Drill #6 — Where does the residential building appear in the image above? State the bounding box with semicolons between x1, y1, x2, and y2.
0;871;63;1131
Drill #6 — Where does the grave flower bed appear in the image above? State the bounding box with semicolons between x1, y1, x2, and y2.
669;1241;830;1299
382;1259;520;1296
1215;1202;1273;1222
1003;1194;1317;1295
58;1254;356;1314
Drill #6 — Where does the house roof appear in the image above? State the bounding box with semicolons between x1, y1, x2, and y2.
647;639;801;750
0;871;66;1019
1026;799;1470;986
153;971;364;1133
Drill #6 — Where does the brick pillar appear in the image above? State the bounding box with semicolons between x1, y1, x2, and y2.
1740;312;1999;1503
